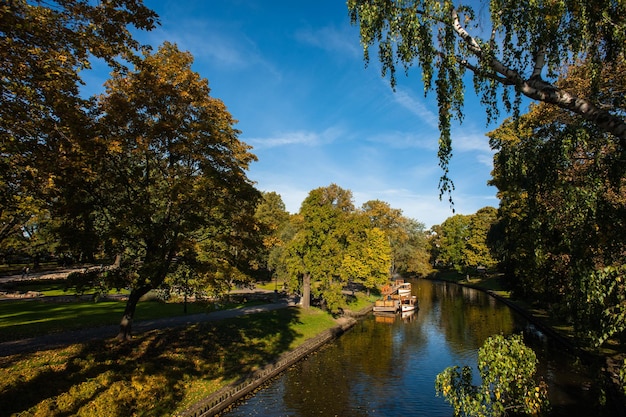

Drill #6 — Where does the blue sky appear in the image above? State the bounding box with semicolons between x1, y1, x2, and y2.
86;0;502;227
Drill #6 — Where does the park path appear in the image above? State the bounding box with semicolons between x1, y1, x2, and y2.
0;298;297;357
0;267;298;356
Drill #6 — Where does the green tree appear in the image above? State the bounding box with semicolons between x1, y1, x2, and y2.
254;191;291;284
0;0;157;250
340;212;392;296
283;185;394;312
361;199;431;276
463;207;498;270
66;43;259;340
488;60;626;346
436;334;549;417
286;184;354;311
437;213;471;272
348;0;626;196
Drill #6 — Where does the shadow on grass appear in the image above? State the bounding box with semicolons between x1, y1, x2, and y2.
0;307;302;416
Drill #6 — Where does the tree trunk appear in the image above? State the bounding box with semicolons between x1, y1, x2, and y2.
302;272;311;309
116;286;151;341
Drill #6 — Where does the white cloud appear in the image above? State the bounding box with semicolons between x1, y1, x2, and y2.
366;130;439;150
392;88;439;128
246;127;344;150
295;25;361;58
453;129;493;153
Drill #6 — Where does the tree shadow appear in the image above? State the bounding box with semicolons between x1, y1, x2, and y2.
0;306;302;416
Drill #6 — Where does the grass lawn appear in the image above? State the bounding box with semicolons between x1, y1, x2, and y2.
0;306;339;417
0;299;208;342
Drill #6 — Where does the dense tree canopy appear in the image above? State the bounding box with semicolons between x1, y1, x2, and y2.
283;185;394;312
429;207;497;273
64;43;259;339
348;0;626;196
489;60;626;346
361;199;431;276
0;0;158;251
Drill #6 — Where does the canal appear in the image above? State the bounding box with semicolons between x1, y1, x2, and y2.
221;279;613;417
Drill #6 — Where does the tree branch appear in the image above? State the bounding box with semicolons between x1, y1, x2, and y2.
449;7;626;143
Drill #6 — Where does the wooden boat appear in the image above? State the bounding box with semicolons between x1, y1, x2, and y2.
400;295;418;312
373;295;400;313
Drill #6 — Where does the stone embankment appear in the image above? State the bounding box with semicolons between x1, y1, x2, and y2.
177;305;372;417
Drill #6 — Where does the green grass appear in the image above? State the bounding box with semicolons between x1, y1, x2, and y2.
0;299;208;342
345;292;377;311
0;306;339;417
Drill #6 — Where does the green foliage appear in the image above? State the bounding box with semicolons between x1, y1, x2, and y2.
435;334;549;417
0;0;157;251
432;209;497;273
348;0;626;198
576;265;626;347
488;59;626;346
283;185;396;312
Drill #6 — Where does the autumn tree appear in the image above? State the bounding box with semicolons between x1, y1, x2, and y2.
0;0;157;253
254;191;291;284
339;212;391;296
66;43;259;340
348;0;626;197
361;199;431;276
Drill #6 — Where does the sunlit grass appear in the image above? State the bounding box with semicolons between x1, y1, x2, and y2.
0;306;339;417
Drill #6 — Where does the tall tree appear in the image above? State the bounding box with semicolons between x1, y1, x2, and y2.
436;213;471;272
254;191;290;283
0;0;158;250
348;0;626;196
463;207;498;270
339;212;392;296
489;60;626;346
361;200;431;276
66;43;259;340
286;184;354;311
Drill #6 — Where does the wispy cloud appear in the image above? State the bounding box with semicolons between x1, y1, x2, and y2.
392;88;439;128
366;130;439;150
151;16;281;78
453;129;492;153
246;127;344;150
295;25;361;58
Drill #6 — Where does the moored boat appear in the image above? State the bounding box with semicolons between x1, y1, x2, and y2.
396;280;412;297
373;295;400;313
400;295;418;312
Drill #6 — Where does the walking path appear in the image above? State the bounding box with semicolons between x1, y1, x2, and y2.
0;298;297;357
0;267;299;356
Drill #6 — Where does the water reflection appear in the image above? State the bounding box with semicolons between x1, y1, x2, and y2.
221;279;612;417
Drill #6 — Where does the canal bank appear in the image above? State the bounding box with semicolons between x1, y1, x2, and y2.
429;275;626;416
177;306;372;417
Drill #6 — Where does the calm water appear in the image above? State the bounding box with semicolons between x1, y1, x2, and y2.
221;279;613;417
